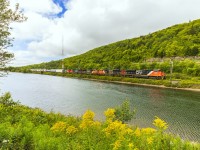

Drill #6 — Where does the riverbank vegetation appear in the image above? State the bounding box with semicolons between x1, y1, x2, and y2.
0;93;199;149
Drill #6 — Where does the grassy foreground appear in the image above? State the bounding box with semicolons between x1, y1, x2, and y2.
0;93;199;150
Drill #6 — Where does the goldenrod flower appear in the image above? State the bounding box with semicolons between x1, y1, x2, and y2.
104;108;115;121
82;110;95;121
51;121;67;132
80;110;101;129
147;137;154;145
66;125;78;135
112;140;121;150
126;128;134;135
92;121;101;127
128;143;134;149
142;127;156;135
134;127;141;137
103;120;126;137
153;116;168;130
80;120;92;129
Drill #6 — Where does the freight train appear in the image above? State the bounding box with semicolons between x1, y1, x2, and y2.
30;69;166;79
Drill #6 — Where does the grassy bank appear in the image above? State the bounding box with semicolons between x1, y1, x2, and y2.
0;93;199;150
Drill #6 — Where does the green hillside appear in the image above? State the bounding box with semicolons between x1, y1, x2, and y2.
14;19;200;76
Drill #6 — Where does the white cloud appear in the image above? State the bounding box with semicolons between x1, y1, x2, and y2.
8;50;40;67
8;0;200;66
11;12;54;41
10;0;61;14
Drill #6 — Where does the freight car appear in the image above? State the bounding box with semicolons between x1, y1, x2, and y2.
31;68;166;79
91;70;109;75
90;69;166;79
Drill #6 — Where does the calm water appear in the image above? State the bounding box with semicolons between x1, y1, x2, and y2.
0;73;200;142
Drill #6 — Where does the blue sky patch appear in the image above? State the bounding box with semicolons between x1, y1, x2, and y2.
53;0;67;17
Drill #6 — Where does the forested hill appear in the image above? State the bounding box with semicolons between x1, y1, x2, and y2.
17;19;200;71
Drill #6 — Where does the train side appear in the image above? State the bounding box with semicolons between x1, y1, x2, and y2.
30;69;166;79
90;69;165;79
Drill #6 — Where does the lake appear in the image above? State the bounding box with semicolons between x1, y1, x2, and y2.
0;72;200;142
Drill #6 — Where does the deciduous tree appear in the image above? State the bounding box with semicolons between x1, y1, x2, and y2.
0;0;26;69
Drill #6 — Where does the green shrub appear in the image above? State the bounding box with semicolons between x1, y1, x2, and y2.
114;101;135;123
0;92;19;106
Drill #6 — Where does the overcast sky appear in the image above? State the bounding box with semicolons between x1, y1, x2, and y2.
8;0;200;66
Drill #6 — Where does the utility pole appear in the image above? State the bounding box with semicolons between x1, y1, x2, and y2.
61;34;64;71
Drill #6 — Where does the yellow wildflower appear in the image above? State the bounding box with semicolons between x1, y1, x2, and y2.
66;125;78;135
112;140;121;150
142;127;156;135
80;110;101;129
82;110;95;121
126;128;134;135
80;120;93;129
153;116;168;130
51;121;67;132
103;120;126;137
92;121;101;127
134;127;141;137
128;143;134;149
147;137;154;145
104;108;115;121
